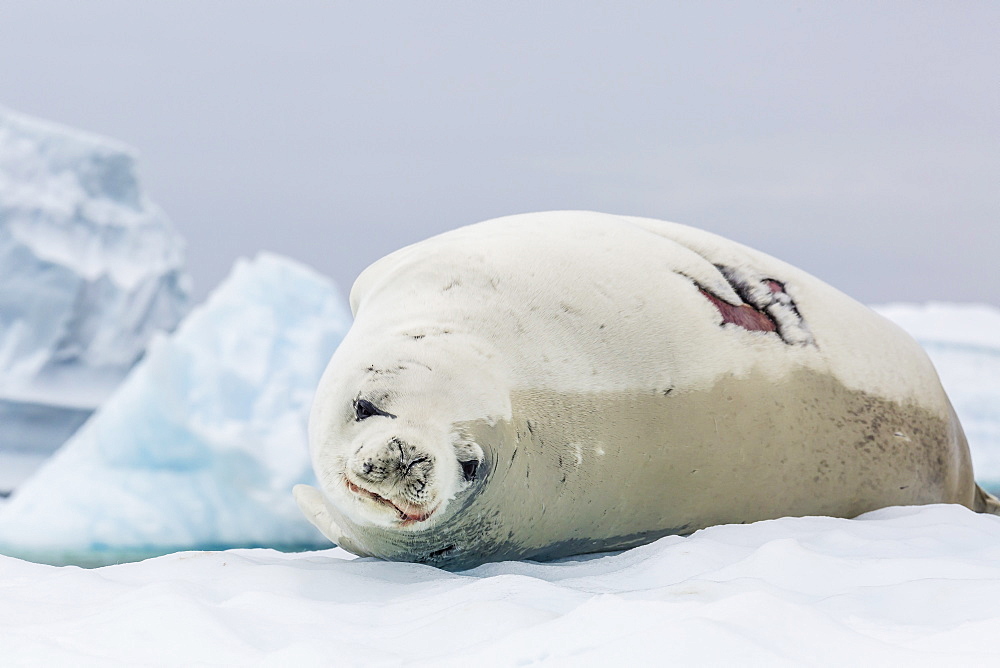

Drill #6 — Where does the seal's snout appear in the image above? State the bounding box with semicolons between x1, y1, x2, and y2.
344;436;441;525
354;437;433;486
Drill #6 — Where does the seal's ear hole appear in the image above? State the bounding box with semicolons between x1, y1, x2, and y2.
453;437;484;482
459;460;479;481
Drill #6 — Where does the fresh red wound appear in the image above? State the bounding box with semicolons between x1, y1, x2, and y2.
699;289;777;333
763;279;784;294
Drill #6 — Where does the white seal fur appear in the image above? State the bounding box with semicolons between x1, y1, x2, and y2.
295;211;999;569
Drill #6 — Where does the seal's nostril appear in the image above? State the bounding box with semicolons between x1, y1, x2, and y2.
361;461;374;475
405;456;429;476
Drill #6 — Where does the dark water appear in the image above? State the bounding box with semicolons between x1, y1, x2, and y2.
0;398;92;454
981;481;1000;496
0;543;328;568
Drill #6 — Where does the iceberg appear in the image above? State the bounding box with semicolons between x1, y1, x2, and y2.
0;253;350;564
0;106;189;479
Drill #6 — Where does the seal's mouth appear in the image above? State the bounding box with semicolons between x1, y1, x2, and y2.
343;477;437;525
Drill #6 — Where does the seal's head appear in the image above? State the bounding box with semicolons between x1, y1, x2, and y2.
307;325;510;532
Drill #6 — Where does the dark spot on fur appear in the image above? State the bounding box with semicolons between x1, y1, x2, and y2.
428;544;456;559
560;302;582;316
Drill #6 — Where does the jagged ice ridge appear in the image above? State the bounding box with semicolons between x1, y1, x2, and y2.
0;106;189;466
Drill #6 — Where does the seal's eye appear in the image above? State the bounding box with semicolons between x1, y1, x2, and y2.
459;459;479;482
354;399;396;421
355;400;377;420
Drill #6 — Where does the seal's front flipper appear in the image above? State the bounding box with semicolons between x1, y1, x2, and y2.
974;484;1000;515
293;484;373;557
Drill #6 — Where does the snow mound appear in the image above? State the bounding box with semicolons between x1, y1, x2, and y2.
874;303;1000;490
875;302;1000;349
0;106;189;459
0;253;350;563
1;504;999;664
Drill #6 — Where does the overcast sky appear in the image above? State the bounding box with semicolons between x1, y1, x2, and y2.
1;1;997;306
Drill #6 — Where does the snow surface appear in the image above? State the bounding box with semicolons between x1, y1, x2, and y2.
0;253;350;564
0;106;189;458
1;504;999;664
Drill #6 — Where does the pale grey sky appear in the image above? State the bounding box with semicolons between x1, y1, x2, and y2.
1;1;997;305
